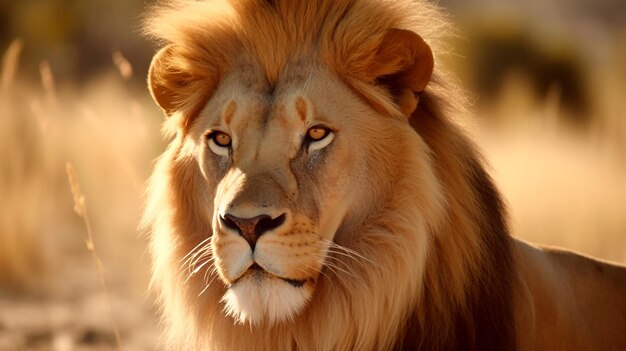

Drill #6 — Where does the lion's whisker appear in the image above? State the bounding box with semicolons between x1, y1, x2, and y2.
179;251;214;279
198;282;212;297
320;263;351;286
309;254;357;282
325;241;369;262
321;239;381;269
185;258;214;283
305;259;342;282
203;265;219;283
179;244;212;274
198;269;221;297
323;244;370;267
179;237;212;262
189;250;214;268
325;248;366;267
324;252;357;271
323;262;356;280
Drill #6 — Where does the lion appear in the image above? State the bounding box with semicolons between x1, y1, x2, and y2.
141;0;626;350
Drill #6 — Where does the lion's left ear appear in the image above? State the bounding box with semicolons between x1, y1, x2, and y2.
369;29;434;116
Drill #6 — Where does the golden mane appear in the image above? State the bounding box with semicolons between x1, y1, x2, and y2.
142;1;516;350
142;0;458;130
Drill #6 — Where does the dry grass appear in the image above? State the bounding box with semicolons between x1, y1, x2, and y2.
66;162;123;349
0;39;45;290
0;39;161;350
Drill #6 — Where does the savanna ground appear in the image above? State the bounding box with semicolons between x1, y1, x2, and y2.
1;1;625;350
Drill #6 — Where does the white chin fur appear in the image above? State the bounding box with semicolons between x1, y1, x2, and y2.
221;275;312;326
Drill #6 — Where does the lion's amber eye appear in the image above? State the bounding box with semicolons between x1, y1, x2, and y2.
307;126;330;141
207;131;232;156
207;131;231;147
306;125;334;152
212;132;231;147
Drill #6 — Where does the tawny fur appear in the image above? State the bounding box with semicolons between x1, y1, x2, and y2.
141;1;626;350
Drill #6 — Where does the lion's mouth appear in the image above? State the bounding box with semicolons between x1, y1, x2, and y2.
233;263;307;288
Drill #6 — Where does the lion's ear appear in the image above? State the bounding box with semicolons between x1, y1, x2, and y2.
148;45;184;116
149;45;218;121
148;45;220;127
370;29;434;116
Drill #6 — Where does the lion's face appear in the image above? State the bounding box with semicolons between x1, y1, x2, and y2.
185;63;405;325
146;3;439;336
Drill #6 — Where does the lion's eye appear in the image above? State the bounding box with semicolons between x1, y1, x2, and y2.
207;131;231;156
212;132;231;146
307;127;329;141
306;126;334;151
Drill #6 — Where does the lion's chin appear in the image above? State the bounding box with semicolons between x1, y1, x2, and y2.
221;270;312;326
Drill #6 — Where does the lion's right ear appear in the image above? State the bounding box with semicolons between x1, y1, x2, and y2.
148;45;183;116
148;45;220;126
148;46;177;115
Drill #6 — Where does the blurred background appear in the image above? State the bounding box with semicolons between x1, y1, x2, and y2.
0;0;625;350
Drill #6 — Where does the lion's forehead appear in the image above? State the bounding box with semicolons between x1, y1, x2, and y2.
198;85;304;136
194;64;354;139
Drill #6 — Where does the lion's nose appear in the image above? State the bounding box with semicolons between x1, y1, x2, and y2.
220;213;287;250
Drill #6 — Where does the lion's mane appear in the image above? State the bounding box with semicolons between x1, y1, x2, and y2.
142;0;516;350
